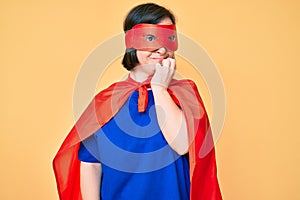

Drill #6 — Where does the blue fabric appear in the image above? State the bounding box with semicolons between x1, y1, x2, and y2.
78;90;190;200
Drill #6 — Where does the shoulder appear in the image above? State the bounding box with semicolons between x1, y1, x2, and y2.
169;79;204;104
170;79;199;91
94;79;135;101
94;80;129;97
93;82;117;100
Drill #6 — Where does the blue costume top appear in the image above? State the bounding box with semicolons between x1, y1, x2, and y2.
78;90;190;200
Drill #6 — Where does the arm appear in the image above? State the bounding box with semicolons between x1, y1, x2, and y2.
80;162;102;200
151;58;189;155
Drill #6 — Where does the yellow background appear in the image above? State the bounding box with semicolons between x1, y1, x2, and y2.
1;0;300;199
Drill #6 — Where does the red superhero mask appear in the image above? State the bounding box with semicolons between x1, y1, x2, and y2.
125;24;178;52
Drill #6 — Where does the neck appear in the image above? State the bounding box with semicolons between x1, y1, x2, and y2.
129;71;150;83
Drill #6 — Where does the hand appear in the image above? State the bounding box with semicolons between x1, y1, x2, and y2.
151;58;176;89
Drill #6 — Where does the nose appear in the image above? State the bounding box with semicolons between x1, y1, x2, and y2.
156;47;167;55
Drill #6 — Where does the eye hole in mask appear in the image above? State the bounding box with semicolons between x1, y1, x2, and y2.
144;34;157;42
168;35;176;41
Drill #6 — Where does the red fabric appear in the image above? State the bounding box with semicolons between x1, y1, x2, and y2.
53;75;222;200
125;24;178;51
137;84;149;112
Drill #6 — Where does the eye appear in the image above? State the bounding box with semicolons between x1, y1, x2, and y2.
169;35;176;41
144;35;156;42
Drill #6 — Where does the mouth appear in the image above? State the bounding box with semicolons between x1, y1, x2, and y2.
151;56;168;62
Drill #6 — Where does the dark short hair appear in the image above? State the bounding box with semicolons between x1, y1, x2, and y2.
122;3;176;71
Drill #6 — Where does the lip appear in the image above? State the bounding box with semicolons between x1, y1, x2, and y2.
151;57;168;62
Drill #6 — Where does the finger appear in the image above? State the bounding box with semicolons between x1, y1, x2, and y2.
155;63;162;72
162;58;170;67
169;58;176;70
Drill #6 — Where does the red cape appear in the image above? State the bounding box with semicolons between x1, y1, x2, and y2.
53;76;222;199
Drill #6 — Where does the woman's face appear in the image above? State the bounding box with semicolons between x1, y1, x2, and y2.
134;17;175;75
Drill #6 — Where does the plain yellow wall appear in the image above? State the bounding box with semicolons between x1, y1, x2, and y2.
1;0;300;199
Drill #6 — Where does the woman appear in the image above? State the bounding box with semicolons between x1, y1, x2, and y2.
53;3;222;200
